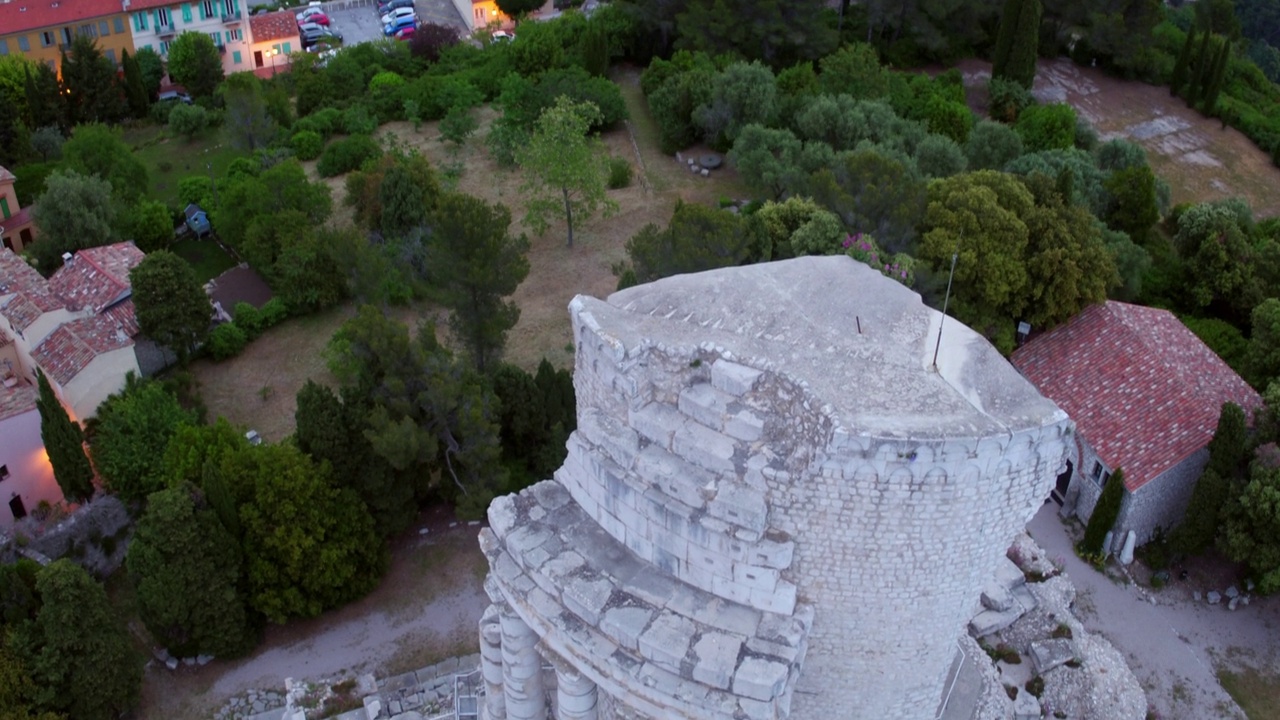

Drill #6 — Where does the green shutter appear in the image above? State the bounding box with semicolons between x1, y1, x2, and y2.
182;4;192;23
1;197;10;220
199;2;206;19
232;50;241;64
282;41;291;54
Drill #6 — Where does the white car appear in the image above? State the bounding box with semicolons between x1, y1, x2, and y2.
296;6;325;22
380;6;415;25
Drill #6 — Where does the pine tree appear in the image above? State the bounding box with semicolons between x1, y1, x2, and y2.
121;50;149;119
1202;39;1231;115
35;372;94;503
1185;31;1215;108
1170;27;1197;97
1081;467;1126;556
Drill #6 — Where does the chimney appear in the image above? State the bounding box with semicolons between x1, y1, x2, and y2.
61;251;73;266
1016;321;1032;348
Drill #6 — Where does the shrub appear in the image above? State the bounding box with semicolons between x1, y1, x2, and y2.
1051;623;1073;640
607;156;633;189
233;302;263;338
1081;468;1125;556
294;107;343;138
169;103;210;140
291;131;324;161
317;134;382;177
207;322;248;360
260;297;289;324
1015;103;1078;152
1025;676;1044;698
341;105;378;135
988;77;1034;123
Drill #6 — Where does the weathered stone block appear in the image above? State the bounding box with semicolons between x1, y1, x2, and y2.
629;402;684;450
601;605;654;651
673;422;736;475
749;581;796;615
680;383;732;430
578;409;641;469
733;563;779;593
724;410;764;442
692;631;745;689
733;657;788;701
707;482;768;533
1029;638;1075;674
711;359;762;396
752;538;795;570
638;611;696;669
562;576;613;626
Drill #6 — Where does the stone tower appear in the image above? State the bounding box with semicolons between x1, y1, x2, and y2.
477;256;1072;720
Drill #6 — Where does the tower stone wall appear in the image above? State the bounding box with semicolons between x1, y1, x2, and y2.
479;256;1072;720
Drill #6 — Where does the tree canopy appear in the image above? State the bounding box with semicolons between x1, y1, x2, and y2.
167;32;226;99
90;377;196;502
130;250;211;364
518;97;617;247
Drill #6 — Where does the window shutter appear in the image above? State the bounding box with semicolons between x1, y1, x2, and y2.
182;4;193;23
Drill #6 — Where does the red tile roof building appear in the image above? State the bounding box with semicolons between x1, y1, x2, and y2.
1011;301;1262;544
0;0;137;76
248;9;297;42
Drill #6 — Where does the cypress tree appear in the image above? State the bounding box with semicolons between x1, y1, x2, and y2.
1005;0;1042;89
991;0;1022;80
1081;467;1126;556
1202;39;1231;115
122;50;148;119
35;371;95;503
1170;26;1196;97
1185;31;1214;109
582;23;609;78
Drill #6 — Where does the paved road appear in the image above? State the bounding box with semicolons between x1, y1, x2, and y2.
249;0;466;49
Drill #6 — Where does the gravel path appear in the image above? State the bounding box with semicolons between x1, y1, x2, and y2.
1028;504;1279;719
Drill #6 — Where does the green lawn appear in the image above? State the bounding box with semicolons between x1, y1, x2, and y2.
170;237;236;285
1220;667;1280;720
123;124;246;208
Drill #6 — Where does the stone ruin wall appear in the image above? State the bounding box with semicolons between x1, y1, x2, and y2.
480;291;1072;720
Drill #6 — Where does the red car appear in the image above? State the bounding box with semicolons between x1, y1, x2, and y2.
298;11;330;26
394;26;415;40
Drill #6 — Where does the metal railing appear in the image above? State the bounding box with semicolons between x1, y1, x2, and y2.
221;10;242;23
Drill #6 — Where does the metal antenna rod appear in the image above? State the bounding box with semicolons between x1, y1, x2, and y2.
932;251;958;371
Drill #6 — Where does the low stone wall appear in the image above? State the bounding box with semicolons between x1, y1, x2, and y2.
0;494;132;577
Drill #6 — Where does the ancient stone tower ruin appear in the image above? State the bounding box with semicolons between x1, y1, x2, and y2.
477;255;1072;720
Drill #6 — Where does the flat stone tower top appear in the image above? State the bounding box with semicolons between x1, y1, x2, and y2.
477;256;1073;720
596;255;1063;438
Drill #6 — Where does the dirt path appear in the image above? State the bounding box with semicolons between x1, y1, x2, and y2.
137;511;488;720
956;57;1280;218
1028;504;1280;719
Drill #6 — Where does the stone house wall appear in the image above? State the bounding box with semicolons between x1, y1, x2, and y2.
1115;449;1207;545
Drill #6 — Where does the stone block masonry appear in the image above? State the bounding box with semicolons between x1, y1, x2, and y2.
479;256;1073;720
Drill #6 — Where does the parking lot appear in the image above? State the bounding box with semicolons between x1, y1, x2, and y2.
309;0;468;48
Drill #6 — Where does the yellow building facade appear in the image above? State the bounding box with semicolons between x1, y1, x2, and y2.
0;0;136;74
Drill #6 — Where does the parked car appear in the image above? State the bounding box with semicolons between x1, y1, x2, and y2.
377;0;414;13
296;6;326;22
380;6;415;25
392;26;415;40
383;15;415;36
298;21;327;34
301;27;343;47
491;30;514;42
297;10;329;25
157;89;193;104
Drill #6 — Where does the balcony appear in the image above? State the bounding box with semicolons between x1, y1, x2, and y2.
157;22;175;38
218;44;227;55
221;10;242;24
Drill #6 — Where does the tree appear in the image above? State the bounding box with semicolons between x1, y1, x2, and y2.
126;485;256;658
408;23;461;63
1185;28;1215;108
212;159;332;263
119;199;174;253
438;106;479;150
22;63;62;132
130;251;211;364
34;372;93;504
121;49;148;118
1221;458;1280;593
168;103;209;140
582;20;610;77
991;0;1041;88
133;47;164;102
59;35;125;125
914;133;968;178
491;361;575;488
1170;26;1197;97
294;381;417;536
427;194;531;373
220;72;277;151
495;0;543;20
1171;468;1230;556
1174;199;1258;319
62;123;148;203
964;119;1024;170
166;32;225;99
91;377;195;502
29;171;115;275
692;61;777;147
224;443;386;623
818;43;889;99
347;153;441;237
1202;38;1231;115
675;0;837;67
625;200;753;282
7;561;140;720
1014;103;1077;152
326;307;508;518
728;124;803;200
1104;165;1160;239
1081;468;1126;556
518;97;617;247
1247;298;1280;389
27;126;62;162
804;144;928;252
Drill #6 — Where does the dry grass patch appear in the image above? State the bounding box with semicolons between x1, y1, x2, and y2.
1219;666;1280;720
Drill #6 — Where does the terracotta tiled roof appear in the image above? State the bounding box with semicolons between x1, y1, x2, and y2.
0;324;12;346
0;379;38;423
47;242;144;314
128;0;187;10
0;249;63;331
249;10;299;43
31;314;134;386
0;0;124;35
1011;301;1263;492
4;205;34;230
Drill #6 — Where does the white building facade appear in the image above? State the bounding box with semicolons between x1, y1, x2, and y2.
126;0;251;74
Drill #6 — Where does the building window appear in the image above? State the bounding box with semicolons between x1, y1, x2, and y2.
60;27;72;46
105;49;116;65
228;28;242;41
115;17;125;34
1090;461;1103;483
203;0;215;17
134;12;148;31
0;40;8;56
210;32;221;46
100;20;111;36
475;7;485;21
0;464;8;482
158;7;173;27
41;31;55;47
223;0;237;16
232;49;241;64
159;40;169;54
79;24;98;39
18;36;30;52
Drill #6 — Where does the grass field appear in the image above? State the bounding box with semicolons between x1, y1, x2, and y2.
1219;667;1280;720
124;124;244;209
170;237;236;285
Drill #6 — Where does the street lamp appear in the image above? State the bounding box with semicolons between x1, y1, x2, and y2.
268;48;279;77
